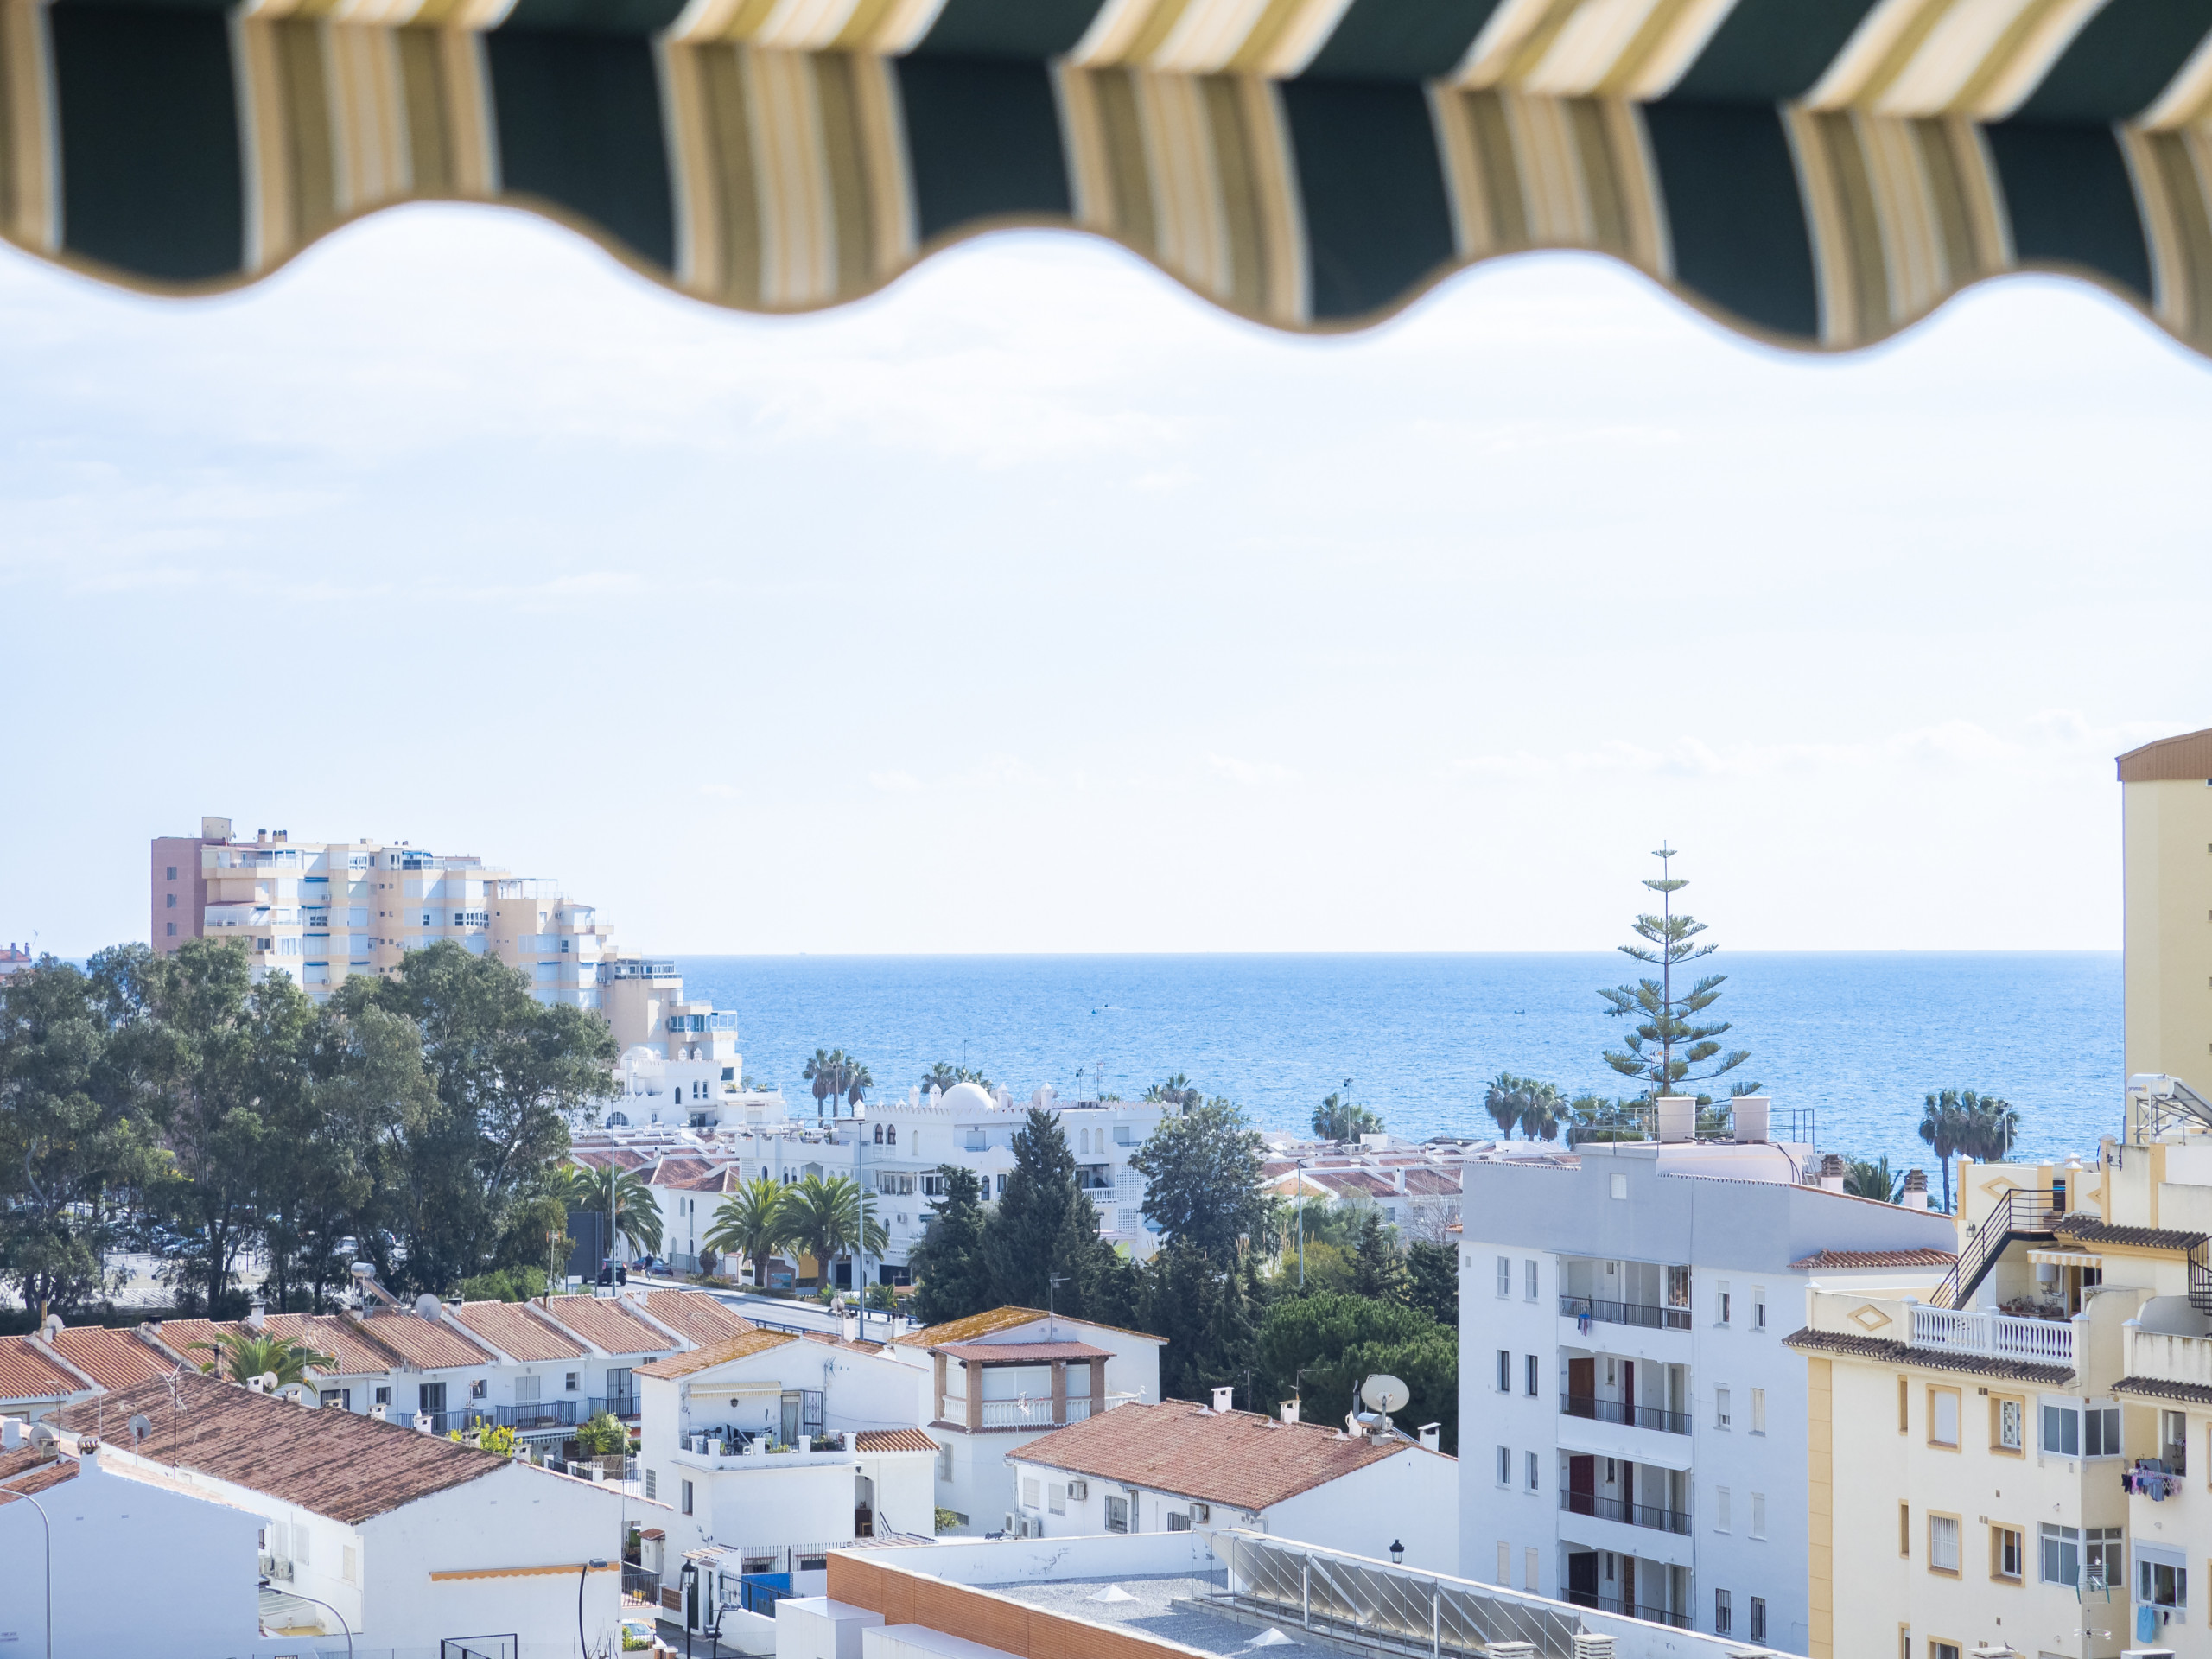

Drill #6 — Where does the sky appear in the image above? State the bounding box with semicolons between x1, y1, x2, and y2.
2;204;2209;958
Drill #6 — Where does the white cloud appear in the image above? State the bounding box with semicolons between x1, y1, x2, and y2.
1208;753;1300;786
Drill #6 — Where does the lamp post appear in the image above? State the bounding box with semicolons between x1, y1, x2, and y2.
853;1101;868;1342
260;1577;353;1659
1389;1541;1405;1567
1;1485;51;1659
579;1558;609;1658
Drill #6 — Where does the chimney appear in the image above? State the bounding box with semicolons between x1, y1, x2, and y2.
413;1413;434;1433
1903;1168;1929;1210
1655;1096;1696;1143
1211;1386;1234;1414
1;1419;22;1451
1280;1400;1300;1425
245;1300;266;1332
38;1314;60;1344
1820;1154;1846;1193
1418;1423;1441;1452
1731;1096;1770;1143
371;1403;389;1421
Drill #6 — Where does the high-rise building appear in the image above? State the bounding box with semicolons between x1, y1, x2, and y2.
2120;726;2212;1086
149;815;670;1047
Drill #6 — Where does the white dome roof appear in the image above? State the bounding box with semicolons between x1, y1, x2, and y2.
940;1081;995;1113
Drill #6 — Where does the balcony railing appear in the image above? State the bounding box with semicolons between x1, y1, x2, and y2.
969;1392;1138;1429
1560;1491;1693;1535
1565;1590;1692;1629
1560;1394;1692;1435
588;1392;640;1420
1909;1304;2074;1366
461;1401;580;1430
1559;1294;1693;1332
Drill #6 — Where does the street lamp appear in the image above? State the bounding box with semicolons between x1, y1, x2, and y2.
853;1101;868;1341
260;1577;353;1659
1389;1541;1405;1567
0;1484;51;1659
579;1558;609;1658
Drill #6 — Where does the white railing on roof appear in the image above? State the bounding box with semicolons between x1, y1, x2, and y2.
1910;1304;2074;1365
976;1393;1139;1428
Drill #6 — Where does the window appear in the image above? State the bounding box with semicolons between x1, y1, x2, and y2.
1750;1492;1765;1539
1524;1548;1538;1592
2040;1523;2079;1586
1929;1388;1960;1447
1898;1376;1909;1433
2086;1406;2120;1457
1749;1598;1766;1642
1497;1446;1510;1487
1050;1484;1066;1515
1525;1355;1538;1397
2042;1403;2079;1456
1717;1281;1732;1325
1715;1387;1732;1429
1715;1487;1731;1532
1714;1590;1732;1635
1991;1525;2022;1580
166;865;178;880
1609;1173;1627;1199
1900;1503;1911;1557
1751;1388;1766;1433
1497;1542;1510;1586
1497;1350;1510;1392
1929;1643;1961;1659
373;1386;390;1407
166;922;176;936
1021;1478;1041;1509
1526;1452;1539;1491
165;892;177;909
1994;1396;2024;1452
682;1479;694;1516
1753;1287;1766;1330
1105;1496;1130;1534
937;1444;952;1481
645;1470;658;1501
320;1389;350;1410
470;1377;487;1400
566;1372;579;1392
2139;1552;2187;1612
1525;1259;1539;1300
1167;1511;1191;1532
1929;1515;1960;1574
1497;1256;1511;1297
2085;1527;2122;1590
2163;1408;2189;1472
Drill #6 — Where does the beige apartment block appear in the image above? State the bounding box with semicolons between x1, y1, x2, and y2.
1791;1122;2212;1659
2121;726;2212;1088
148;814;673;1050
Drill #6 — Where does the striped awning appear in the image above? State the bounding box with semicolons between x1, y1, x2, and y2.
10;0;2212;352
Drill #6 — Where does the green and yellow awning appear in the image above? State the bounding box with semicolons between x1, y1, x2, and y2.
9;0;2212;348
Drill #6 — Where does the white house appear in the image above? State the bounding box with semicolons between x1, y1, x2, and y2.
1006;1395;1458;1570
0;1422;264;1657
1457;1115;1956;1652
51;1368;635;1653
878;1306;1163;1535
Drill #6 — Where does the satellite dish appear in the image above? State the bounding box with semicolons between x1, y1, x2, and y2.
414;1293;442;1319
1360;1375;1410;1415
127;1414;153;1445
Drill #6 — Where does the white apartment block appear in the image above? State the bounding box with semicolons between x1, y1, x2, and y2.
1457;1103;1956;1654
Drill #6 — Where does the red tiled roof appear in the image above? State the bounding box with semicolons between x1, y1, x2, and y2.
641;1291;756;1348
450;1300;590;1362
1790;1249;1957;1270
635;1331;798;1379
854;1429;938;1452
0;1446;80;1495
649;1156;739;1192
1402;1168;1463;1196
149;1313;416;1377
900;1307;1047;1349
938;1341;1111;1363
47;1325;177;1390
0;1335;87;1402
1014;1402;1425;1510
544;1295;679;1357
346;1310;495;1370
49;1371;509;1523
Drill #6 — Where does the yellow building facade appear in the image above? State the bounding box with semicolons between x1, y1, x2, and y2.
2121;726;2212;1088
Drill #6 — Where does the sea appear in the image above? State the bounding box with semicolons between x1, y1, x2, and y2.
673;952;2121;1177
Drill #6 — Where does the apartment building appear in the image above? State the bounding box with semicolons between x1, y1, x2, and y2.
2120;726;2212;1084
1457;1101;1956;1653
1795;1083;2212;1659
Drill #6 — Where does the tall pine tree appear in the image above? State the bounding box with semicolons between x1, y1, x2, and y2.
982;1108;1080;1310
907;1165;992;1326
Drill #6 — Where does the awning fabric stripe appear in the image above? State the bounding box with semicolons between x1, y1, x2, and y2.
9;0;2212;352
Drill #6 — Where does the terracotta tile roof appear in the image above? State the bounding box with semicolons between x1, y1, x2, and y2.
649;1157;738;1192
635;1330;797;1379
0;1335;88;1402
1014;1402;1420;1511
1783;1326;2075;1386
346;1310;495;1370
450;1301;590;1362
2055;1219;2209;1252
854;1429;938;1452
574;1148;654;1172
46;1325;178;1390
938;1341;1111;1363
1402;1168;1463;1196
264;1314;408;1376
0;1449;80;1496
49;1370;506;1523
543;1295;677;1358
901;1307;1048;1348
2115;1375;2212;1407
1789;1249;1958;1270
798;1331;887;1355
640;1291;756;1349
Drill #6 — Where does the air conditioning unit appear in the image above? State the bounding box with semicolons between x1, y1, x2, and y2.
1066;1480;1087;1501
1004;1512;1018;1535
1191;1503;1211;1523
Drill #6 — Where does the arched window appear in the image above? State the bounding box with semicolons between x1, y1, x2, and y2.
886;1124;897;1145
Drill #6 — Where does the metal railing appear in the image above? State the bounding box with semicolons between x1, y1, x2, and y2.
1560;1395;1691;1435
1908;1303;2074;1365
622;1566;661;1607
462;1402;580;1430
1557;1294;1692;1332
1565;1591;1692;1629
1930;1188;2057;1310
588;1392;639;1419
1559;1491;1694;1535
974;1393;1134;1428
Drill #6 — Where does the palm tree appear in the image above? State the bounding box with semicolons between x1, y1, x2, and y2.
557;1161;664;1261
804;1048;842;1114
778;1173;887;1287
1484;1073;1529;1141
1956;1092;2019;1164
1918;1091;1971;1212
1844;1155;1904;1202
924;1062;960;1094
192;1329;337;1386
844;1062;873;1109
1518;1080;1567;1143
702;1175;794;1286
1313;1088;1382;1142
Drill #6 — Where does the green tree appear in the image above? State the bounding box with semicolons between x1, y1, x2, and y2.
982;1108;1083;1308
1350;1209;1407;1302
1844;1154;1904;1203
1516;1081;1567;1143
1598;844;1754;1099
190;1328;337;1386
558;1161;664;1261
1129;1098;1268;1262
777;1173;886;1287
1312;1084;1382;1143
906;1166;992;1326
1566;1094;1646;1145
0;950;171;1319
1482;1073;1527;1141
702;1175;795;1287
1403;1241;1458;1326
1143;1075;1202;1111
1255;1291;1456;1452
575;1411;627;1457
457;1264;548;1302
1918;1089;2014;1209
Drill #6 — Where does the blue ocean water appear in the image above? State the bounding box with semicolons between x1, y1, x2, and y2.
673;953;2121;1176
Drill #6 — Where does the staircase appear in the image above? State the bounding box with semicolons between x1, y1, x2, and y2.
1929;1187;2058;1311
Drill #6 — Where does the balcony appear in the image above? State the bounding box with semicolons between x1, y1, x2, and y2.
461;1401;580;1430
974;1393;1136;1428
1559;1294;1692;1332
1560;1394;1691;1436
1909;1304;2074;1366
2127;1325;2212;1390
1560;1491;1693;1535
1565;1591;1691;1630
